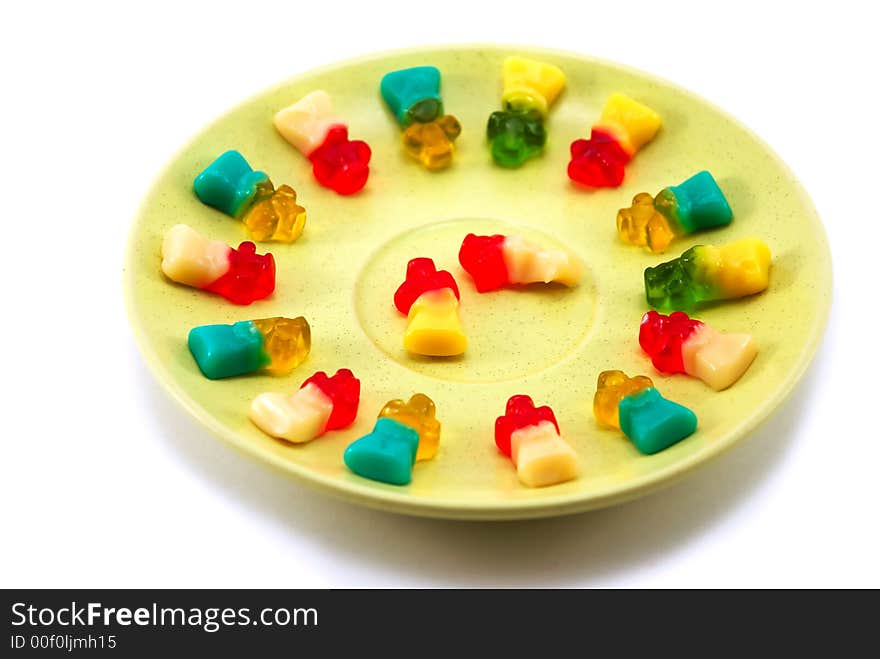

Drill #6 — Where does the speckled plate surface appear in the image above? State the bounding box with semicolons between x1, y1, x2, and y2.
125;45;831;520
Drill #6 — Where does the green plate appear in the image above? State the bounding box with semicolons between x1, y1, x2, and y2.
125;45;831;520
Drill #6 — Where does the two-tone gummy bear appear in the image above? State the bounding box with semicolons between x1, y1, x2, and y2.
394;258;466;357
458;233;582;292
381;66;462;170
274;90;371;195
249;368;360;443
193;150;307;242
568;93;661;188
344;394;440;485
486;57;566;167
617;171;733;252
495;395;578;488
161;224;276;304
644;238;772;311
594;370;697;454
639;311;757;390
188;316;311;379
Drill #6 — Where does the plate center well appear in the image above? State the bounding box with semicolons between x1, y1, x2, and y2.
354;218;597;383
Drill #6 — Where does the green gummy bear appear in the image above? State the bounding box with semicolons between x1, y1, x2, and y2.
486;109;547;167
344;418;420;486
193;150;269;218
380;66;444;126
656;170;733;234
644;246;717;311
187;321;269;380
618;388;697;455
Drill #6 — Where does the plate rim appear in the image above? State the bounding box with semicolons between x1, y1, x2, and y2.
124;43;833;520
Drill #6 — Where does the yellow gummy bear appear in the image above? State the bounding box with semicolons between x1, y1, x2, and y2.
402;115;462;170
242;181;307;242
697;238;772;298
594;93;661;155
501;56;566;117
251;316;311;374
379;393;440;461
404;288;467;357
616;192;676;253
593;370;654;429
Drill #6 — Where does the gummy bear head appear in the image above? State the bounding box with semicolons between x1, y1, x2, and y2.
393;258;460;315
486;110;547;168
308;125;372;195
402;115;461;170
638;310;703;373
204;241;275;305
644;252;701;311
302;368;361;431
458;233;509;292
567;129;632;188
494;395;559;457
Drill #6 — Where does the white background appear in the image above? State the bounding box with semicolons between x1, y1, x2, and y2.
2;0;877;588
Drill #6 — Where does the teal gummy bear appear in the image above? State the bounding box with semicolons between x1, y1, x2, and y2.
380;66;443;126
618;388;697;455
187;321;269;380
344;418;420;486
659;170;733;233
193;150;269;218
486;109;547;167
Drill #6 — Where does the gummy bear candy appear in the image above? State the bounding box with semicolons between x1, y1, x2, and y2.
379;393;440;461
644;238;771;311
381;66;444;126
639;311;757;390
501;56;566;117
193;151;308;243
486;110;547;168
308;125;372;195
494;395;577;488
344;393;441;486
381;66;462;170
458;233;582;292
394;258;466;357
344;418;420;485
486;56;565;168
593;370;654;429
249;368;360;443
402;115;462;170
594;371;697;454
243;182;307;242
193;150;269;218
617;171;733;252
274;90;371;195
568;93;661;188
161;224;275;304
188;316;310;379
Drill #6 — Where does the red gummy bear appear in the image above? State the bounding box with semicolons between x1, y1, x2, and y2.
204;241;275;305
458;234;509;293
393;257;460;315
638;310;704;374
308;125;371;195
301;368;361;432
567;129;632;188
494;395;560;457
